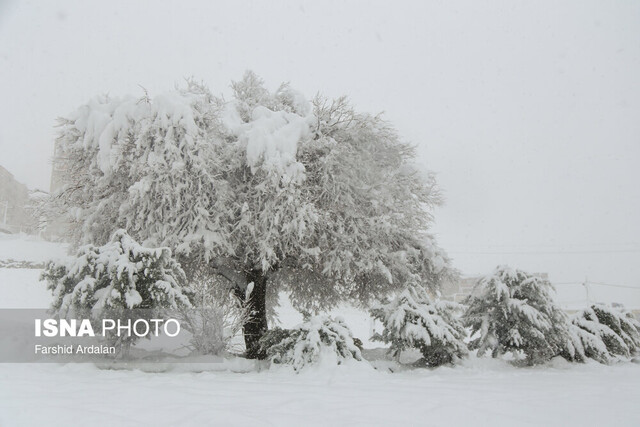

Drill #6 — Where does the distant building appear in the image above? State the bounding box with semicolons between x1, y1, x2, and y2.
440;276;480;303
0;158;68;238
0;165;31;233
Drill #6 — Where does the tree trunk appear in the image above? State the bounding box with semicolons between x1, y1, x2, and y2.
235;270;268;359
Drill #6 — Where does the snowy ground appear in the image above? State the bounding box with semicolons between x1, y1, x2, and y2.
2;359;640;426
1;235;640;426
0;233;68;265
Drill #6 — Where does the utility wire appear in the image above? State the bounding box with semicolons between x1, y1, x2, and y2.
447;242;640;248
449;249;640;255
585;281;640;290
553;281;640;290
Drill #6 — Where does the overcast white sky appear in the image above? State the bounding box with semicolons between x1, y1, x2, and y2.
1;0;639;303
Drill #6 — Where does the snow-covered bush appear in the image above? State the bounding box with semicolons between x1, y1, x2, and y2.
258;316;362;371
370;286;467;367
462;266;571;366
565;321;608;363
42;229;192;350
179;273;249;356
570;304;640;363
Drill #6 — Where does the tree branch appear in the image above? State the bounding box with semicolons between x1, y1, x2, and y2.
210;257;249;291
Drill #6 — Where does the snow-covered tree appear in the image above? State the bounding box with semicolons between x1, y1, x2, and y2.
462;266;570;366
571;304;640;363
41;229;192;351
370;285;467;366
566;318;609;364
52;72;451;358
258;315;362;371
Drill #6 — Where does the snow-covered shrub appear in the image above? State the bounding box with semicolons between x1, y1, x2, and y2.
179;274;249;356
462;266;571;366
593;305;640;355
565;321;608;363
258;316;362;371
42;229;192;351
370;286;467;367
571;304;640;363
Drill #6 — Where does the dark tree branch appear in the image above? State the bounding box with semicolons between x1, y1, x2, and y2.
210;257;249;291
